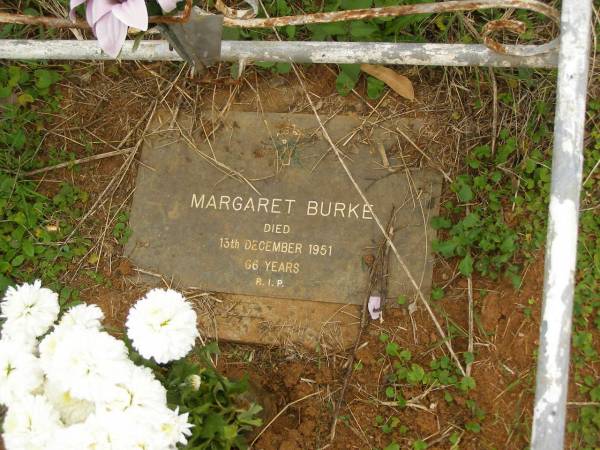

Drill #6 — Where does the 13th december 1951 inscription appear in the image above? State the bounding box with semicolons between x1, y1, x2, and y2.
126;112;442;305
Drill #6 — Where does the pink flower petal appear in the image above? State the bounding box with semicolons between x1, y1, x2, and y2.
69;0;87;21
91;0;118;26
368;295;381;320
156;0;178;13
86;0;95;29
94;12;128;58
111;0;148;31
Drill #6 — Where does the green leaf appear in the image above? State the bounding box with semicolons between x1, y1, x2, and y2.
285;25;296;39
0;85;11;98
413;440;428;450
385;341;399;357
459;254;474;276
335;64;361;96
449;431;460;445
385;386;396;398
399;349;411;361
432;239;457;258
457;183;474;202
0;261;11;274
350;20;379;38
461;213;480;228
275;62;291;74
383;443;400;450
11;255;25;267
431;216;452;229
17;93;34;106
396;392;406;407
308;22;348;39
10;129;26;150
460;375;476;392
431;287;444;301
366;76;386;99
465;421;481;433
34;69;61;89
199;413;226;439
406;364;425;384
495;137;517;164
8;66;21;87
254;61;276;69
22;240;35;258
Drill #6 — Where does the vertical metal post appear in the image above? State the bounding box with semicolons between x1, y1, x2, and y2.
531;0;593;448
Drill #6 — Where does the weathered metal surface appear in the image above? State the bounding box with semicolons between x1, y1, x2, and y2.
157;8;224;68
531;0;593;448
126;112;441;306
0;40;559;68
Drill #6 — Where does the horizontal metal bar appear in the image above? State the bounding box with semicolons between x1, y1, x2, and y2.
0;40;558;68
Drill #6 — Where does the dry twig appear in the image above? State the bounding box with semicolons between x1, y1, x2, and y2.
24;148;133;177
466;275;474;377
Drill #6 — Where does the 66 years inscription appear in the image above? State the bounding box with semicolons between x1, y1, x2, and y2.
126;112;441;305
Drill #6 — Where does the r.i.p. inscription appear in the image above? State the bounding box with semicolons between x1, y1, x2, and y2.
126;112;441;305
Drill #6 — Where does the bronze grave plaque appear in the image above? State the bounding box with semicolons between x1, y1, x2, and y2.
126;112;441;305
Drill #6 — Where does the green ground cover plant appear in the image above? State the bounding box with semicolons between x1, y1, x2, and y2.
378;332;480;449
428;73;599;449
0;63;90;303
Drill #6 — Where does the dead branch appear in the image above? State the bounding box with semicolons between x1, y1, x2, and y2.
0;0;559;32
221;0;559;29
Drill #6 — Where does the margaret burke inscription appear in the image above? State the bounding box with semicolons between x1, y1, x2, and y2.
190;193;374;284
126;112;442;305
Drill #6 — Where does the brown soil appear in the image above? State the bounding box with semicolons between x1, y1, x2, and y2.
5;61;589;450
218;256;546;450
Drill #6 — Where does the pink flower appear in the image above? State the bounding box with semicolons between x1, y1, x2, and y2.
368;295;381;320
156;0;178;13
70;0;148;58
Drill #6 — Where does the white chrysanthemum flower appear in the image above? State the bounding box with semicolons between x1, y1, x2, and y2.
150;406;194;447
47;422;110;450
0;339;44;406
126;289;199;364
38;326;66;374
44;379;95;426
46;328;131;403
105;410;168;450
0;331;37;354
46;417;112;450
2;395;62;450
1;280;59;339
58;303;104;331
98;364;166;413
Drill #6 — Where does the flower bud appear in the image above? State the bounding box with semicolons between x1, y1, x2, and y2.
186;374;201;391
